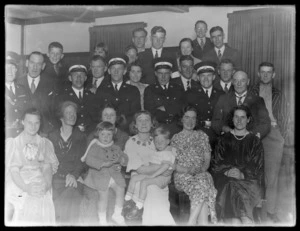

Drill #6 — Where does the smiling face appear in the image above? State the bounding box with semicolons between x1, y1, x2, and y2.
179;60;194;80
195;22;207;39
180;41;193;56
129;65;142;83
233;109;249;131
219;63;234;83
91;59;107;78
26;53;45;78
126;48;138;64
258;66;275;84
199;72;215;89
22;113;41;136
155;68;171;86
135;113;152;134
182;110;197;131
68;71;87;89
232;71;249;95
98;129;114;145
94;47;107;58
210;29;225;49
47;47;64;65
6;63;17;83
108;64;126;83
61;105;77;126
154;134;170;151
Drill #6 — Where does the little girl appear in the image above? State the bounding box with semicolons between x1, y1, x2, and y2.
124;124;176;220
81;121;128;226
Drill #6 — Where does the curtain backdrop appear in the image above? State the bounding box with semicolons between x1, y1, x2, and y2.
89;22;147;58
227;7;295;131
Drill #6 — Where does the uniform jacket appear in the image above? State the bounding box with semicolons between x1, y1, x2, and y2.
249;83;291;141
192;37;214;60
84;73;110;94
144;82;185;124
95;80;141;125
55;86;98;134
202;44;242;70
138;48;178;85
212;91;271;139
17;74;56;134
170;76;199;103
5;83;30;138
213;78;235;94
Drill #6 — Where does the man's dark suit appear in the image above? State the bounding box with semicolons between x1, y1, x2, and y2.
85;74;110;94
55;86;98;134
185;85;224;149
212;91;271;139
5;83;31;138
17;74;56;134
213;78;234;94
202;44;242;69
144;82;185;136
192;37;214;60
95;80;141;129
170;76;199;103
138;48;178;85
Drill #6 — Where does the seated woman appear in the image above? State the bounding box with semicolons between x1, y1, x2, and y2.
210;105;265;225
171;106;217;225
48;101;87;225
124;110;176;225
5;108;59;226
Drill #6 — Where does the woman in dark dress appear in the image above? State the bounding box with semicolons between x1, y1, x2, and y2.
210;105;265;225
48;101;87;225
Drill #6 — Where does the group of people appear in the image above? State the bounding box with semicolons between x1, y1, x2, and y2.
5;19;292;226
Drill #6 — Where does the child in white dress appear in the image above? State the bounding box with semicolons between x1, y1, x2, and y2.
124;124;176;219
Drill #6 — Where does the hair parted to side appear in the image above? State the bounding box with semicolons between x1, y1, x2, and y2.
152;124;171;139
132;27;148;37
227;105;254;130
151;26;166;36
209;26;224;35
258;62;275;72
129;110;159;135
195;20;208;28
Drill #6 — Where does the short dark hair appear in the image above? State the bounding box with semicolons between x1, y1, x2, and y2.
227;105;254;130
22;107;42;121
125;45;138;54
258;62;275;72
94;42;108;54
132;27;148;37
48;42;63;52
90;55;107;65
94;121;115;138
179;55;194;65
97;103;125;127
57;101;78;119
152;124;171;140
151;26;166;36
128;61;143;73
195;20;208;28
219;58;235;69
178;38;194;56
177;105;198;129
209;26;224;35
27;51;45;62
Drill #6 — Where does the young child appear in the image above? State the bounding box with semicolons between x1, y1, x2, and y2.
124;124;176;220
81;121;128;226
126;61;148;110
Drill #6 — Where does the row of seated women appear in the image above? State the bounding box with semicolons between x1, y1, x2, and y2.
5;101;264;226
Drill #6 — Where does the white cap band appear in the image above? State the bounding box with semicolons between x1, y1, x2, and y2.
154;61;173;68
108;57;126;65
69;65;87;72
196;65;215;73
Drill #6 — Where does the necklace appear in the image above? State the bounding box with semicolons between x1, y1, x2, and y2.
232;130;248;140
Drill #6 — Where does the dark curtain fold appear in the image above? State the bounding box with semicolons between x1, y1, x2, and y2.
89;22;147;58
227;7;295;129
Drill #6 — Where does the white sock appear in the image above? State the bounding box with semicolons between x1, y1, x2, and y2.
114;206;123;216
136;201;144;209
125;194;132;201
98;212;106;222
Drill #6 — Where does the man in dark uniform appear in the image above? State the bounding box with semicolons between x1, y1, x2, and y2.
144;58;185;137
95;56;141;132
186;61;224;150
54;65;98;134
85;55;109;94
192;20;214;60
213;58;235;94
202;26;242;70
17;51;56;136
43;41;69;92
5;54;30;138
138;26;178;85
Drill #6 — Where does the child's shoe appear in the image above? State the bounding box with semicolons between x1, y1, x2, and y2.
125;205;143;220
111;213;126;226
122;199;135;216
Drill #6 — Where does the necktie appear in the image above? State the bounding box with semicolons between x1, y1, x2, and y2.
200;38;205;49
205;90;209;98
224;83;229;93
10;85;14;95
114;84;118;92
187;80;191;91
93;79;98;88
218;49;222;61
163;85;167;91
79;91;82;100
54;64;59;75
31;79;36;94
237;96;243;106
155;50;159;59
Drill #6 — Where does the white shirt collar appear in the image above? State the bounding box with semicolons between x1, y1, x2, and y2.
180;76;192;91
197;37;206;44
72;87;84;98
235;91;247;104
220;80;231;90
215;45;225;55
160;82;169;89
27;75;40;88
93;76;104;88
202;86;213;97
6;82;15;94
151;47;163;58
112;81;123;91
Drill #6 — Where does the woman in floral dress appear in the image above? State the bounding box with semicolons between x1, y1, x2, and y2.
171;106;217;225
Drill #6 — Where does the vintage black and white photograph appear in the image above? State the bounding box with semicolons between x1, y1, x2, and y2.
4;5;295;227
